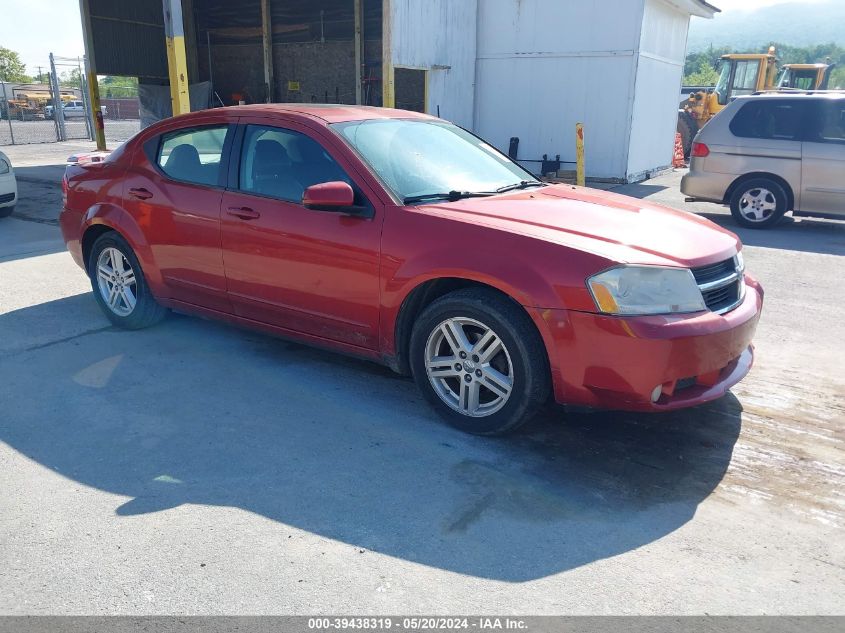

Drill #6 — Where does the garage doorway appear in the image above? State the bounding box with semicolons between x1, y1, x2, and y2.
394;67;427;113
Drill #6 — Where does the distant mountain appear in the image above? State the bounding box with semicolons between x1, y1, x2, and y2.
688;1;845;52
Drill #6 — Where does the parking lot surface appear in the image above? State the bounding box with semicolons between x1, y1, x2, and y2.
0;144;843;614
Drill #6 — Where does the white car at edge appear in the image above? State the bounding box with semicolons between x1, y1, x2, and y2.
0;150;17;218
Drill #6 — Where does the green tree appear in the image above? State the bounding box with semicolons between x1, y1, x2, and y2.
98;75;138;98
0;46;31;82
59;68;82;88
684;58;721;86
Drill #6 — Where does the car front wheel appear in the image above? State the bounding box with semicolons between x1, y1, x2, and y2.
89;231;167;329
409;288;550;435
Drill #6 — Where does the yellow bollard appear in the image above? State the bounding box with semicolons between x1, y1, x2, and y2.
576;123;585;187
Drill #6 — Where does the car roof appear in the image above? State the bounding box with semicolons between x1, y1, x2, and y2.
738;91;845;101
171;103;439;125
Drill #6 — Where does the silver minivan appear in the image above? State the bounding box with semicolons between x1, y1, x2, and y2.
681;92;845;228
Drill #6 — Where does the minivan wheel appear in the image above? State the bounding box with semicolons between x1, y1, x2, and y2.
729;178;788;229
89;231;167;329
0;205;13;218
409;288;550;436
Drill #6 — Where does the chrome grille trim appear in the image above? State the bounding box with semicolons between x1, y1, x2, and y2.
692;255;745;314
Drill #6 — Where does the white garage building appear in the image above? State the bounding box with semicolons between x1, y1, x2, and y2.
388;0;718;182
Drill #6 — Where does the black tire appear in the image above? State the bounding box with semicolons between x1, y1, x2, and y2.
88;231;167;329
0;205;14;218
409;288;550;436
729;177;788;229
677;115;695;159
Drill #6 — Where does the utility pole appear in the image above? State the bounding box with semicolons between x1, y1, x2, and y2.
49;53;67;141
1;79;15;145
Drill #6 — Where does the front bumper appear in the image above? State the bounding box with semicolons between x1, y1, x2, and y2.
0;174;16;208
540;275;763;411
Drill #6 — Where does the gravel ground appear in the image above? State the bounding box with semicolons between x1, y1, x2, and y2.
0;119;140;146
0;153;842;615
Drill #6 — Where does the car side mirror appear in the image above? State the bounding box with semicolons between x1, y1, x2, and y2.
302;181;355;212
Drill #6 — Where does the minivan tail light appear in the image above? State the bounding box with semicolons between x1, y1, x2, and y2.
61;174;69;205
691;142;710;158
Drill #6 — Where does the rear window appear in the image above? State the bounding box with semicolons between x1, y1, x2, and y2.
729;100;805;141
155;125;230;187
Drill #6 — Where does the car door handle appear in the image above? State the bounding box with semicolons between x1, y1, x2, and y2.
226;206;261;220
128;187;153;200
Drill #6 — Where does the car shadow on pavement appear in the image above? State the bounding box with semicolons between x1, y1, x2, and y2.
695;212;845;257
0;294;743;582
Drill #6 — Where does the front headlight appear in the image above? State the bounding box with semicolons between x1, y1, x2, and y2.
588;265;706;315
0;159;9;175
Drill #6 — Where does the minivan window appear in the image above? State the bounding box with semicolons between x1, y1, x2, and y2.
238;124;351;203
729;101;804;141
811;101;845;144
157;125;229;186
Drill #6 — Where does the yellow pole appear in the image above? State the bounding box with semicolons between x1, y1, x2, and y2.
576;122;585;187
163;0;191;116
78;0;106;150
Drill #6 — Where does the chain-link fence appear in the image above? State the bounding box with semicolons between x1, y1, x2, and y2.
0;53;141;146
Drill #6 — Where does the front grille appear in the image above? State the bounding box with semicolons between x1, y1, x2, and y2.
692;256;744;314
675;377;697;391
0;192;14;204
691;259;735;285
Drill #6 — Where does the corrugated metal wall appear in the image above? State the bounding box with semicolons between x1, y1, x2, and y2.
88;0;168;79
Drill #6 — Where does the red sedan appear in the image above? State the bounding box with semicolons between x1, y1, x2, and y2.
60;105;763;435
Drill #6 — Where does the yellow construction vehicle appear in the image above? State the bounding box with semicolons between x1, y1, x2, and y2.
778;62;836;90
678;47;779;157
677;48;838;157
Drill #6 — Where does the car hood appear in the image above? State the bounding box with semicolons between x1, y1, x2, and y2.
417;184;740;267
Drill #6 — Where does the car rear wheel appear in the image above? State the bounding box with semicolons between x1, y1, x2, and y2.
89;232;167;329
0;205;13;218
409;288;550;436
729;178;788;229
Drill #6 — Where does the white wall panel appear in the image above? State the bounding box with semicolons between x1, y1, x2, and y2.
475;54;637;179
477;0;644;57
474;0;645;180
627;0;690;179
390;0;478;128
389;0;711;182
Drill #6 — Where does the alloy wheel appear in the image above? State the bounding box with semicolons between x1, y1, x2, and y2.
96;247;137;317
738;187;777;222
424;317;514;417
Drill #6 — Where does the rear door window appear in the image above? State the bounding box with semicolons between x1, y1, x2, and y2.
156;125;230;187
729;100;806;141
809;101;845;144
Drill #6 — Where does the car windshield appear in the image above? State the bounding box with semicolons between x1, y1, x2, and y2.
333;118;541;203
